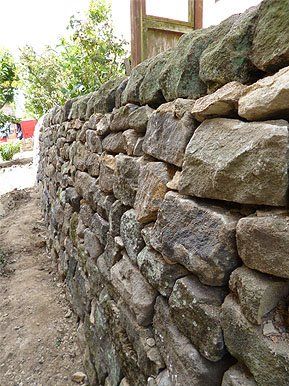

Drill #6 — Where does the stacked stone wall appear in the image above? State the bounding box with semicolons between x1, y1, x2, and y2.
38;1;289;384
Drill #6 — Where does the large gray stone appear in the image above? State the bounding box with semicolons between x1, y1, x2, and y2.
222;295;289;386
238;66;289;121
110;255;157;326
169;275;227;361
86;130;102;153
154;297;232;386
199;7;259;92
192;81;247;121
151;192;240;286
134;161;172;224
137;246;188;297
110;104;139;132
236;215;289;279
120;209;145;265
179;118;289;206
250;0;289;73
102;132;127;154
128;105;154;133
229;265;289;325
143;100;197;167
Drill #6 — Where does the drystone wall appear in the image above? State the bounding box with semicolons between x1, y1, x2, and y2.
38;0;289;385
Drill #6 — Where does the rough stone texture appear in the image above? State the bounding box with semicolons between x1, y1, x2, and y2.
102;132;127;154
99;154;116;193
159;20;236;101
169;275;227;362
134;161;172;223
86;129;102;153
110;104;139;132
110;255;157;326
179;118;289;206
199;7;259;92
192;81;247;121
222;364;257;386
120;209;145;265
128;105;154;133
236;215;289;278
238;66;289;121
143;99;197;167
154;297;232;386
250;0;289;73
151;192;240;286
137;246;188;297
222;295;289;386
230;265;289;325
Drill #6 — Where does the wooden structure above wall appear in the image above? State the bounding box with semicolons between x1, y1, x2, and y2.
130;0;203;68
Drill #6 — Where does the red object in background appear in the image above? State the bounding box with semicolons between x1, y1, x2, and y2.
20;119;38;139
0;137;7;143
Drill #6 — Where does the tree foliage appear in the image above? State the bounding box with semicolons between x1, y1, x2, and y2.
0;49;18;125
20;0;127;117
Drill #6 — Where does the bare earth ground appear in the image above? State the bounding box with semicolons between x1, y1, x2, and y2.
0;188;85;386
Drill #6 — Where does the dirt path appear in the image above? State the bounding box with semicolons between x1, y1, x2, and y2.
0;188;85;386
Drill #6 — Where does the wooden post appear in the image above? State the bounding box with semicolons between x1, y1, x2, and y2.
194;0;203;29
130;0;146;68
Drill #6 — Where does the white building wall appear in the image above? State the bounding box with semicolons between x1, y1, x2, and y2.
203;0;262;27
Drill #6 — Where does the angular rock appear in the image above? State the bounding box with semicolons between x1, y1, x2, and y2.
137;246;188;297
166;171;181;191
99;154;116;193
250;0;289;73
154;297;232;386
239;66;289;121
115;77;129;109
109;200;129;237
65;187;80;212
147;370;174;386
139;50;171;106
134;161;172;223
120;209;145;264
110;255;157;326
179;118;289;206
91;213;109;246
95;113;112;136
110;104;138;132
143;100;197;167
86;130;102;153
222;364;257;386
222;295;289;386
236;215;289;279
121;58;154;105
151;192;241;286
74;171;98;202
83;228;103;260
87;113;103;130
192;81;247;121
169;275;227;361
85;152;100;177
122;129;143;156
199;7;259;91
229;265;289;325
128;105;154;133
102;132;126;154
113;154;145;206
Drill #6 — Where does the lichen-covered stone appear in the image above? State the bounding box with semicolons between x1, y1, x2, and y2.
222;364;257;386
137;246;188;297
86;129;102;153
110;255;157;326
110;104;139;132
102;132;127;154
222;295;289;386
95;113;112;136
154;297;232;386
139;50;171;106
192;81;246;121
250;0;289;73
113;154;145;206
109;200;129;238
134;161;172;224
179;118;289;206
128;105;154;133
199;7;259;91
143;100;197;167
238;66;289;121
83;228;103;260
122;129;143;156
169;275;227;361
151;192;240;286
236;215;289;279
120;209;145;264
229;265;289;325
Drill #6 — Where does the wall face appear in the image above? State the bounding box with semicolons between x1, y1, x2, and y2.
38;1;289;385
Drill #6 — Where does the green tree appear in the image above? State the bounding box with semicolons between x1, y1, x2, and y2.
20;0;127;117
0;49;19;126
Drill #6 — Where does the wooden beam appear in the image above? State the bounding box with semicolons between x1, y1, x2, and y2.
194;0;203;29
130;0;146;68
